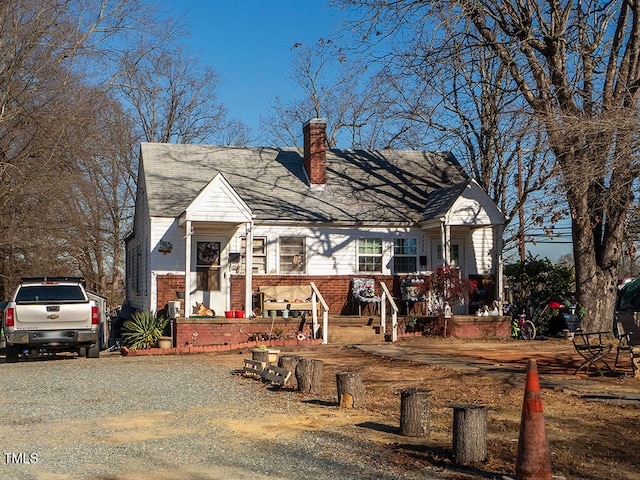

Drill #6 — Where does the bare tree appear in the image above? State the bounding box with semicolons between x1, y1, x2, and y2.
115;44;251;145
0;0;164;299
370;21;557;256
260;39;384;149
337;0;640;331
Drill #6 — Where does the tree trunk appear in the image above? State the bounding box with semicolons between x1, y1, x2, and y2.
400;388;432;437
278;355;302;389
572;215;619;333
295;358;323;394
451;404;487;463
336;372;365;408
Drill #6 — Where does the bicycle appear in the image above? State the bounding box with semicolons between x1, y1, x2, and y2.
512;312;536;340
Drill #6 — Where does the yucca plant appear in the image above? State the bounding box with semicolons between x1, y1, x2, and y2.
122;311;168;349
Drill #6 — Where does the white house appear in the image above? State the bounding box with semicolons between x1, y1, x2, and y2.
125;119;506;319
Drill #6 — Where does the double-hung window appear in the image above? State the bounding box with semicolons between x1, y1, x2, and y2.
394;238;417;273
240;237;267;274
358;238;382;272
280;237;305;273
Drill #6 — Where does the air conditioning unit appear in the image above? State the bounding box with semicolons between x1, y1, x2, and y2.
168;301;181;318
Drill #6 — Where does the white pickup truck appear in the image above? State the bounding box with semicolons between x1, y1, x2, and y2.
3;277;101;362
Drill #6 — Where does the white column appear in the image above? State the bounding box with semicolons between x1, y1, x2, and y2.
184;220;192;319
440;220;450;267
244;221;254;317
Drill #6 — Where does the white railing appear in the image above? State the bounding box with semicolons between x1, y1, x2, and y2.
380;282;399;342
310;281;330;344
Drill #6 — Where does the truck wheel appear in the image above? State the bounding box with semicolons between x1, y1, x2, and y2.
87;343;100;358
5;345;19;363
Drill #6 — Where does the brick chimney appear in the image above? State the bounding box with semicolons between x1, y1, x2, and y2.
303;118;327;185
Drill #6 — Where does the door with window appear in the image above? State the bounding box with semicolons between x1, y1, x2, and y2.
432;239;463;270
194;239;227;313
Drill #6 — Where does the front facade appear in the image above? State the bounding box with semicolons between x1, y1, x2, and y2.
125;119;505;318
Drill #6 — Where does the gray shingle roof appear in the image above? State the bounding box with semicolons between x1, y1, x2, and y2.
140;143;469;223
420;180;471;222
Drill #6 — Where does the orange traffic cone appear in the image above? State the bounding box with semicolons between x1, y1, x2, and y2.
515;358;553;480
502;359;565;480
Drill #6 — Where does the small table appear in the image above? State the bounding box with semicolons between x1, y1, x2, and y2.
573;331;613;376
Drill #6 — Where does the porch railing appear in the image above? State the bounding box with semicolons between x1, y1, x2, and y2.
310;281;330;344
380;282;399;342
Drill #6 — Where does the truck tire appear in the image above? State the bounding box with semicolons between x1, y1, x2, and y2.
5;345;19;363
87;343;100;358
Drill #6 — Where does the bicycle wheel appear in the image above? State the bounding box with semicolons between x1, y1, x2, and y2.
521;320;537;340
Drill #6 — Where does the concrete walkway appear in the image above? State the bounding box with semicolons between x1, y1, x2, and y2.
356;343;640;405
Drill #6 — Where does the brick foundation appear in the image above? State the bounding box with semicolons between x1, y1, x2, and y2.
174;317;311;347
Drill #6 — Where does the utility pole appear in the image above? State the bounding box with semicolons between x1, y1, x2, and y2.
518;149;526;262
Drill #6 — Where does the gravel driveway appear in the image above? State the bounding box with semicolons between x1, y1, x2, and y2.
0;353;446;480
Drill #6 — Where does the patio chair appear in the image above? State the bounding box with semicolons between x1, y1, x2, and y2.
351;277;381;316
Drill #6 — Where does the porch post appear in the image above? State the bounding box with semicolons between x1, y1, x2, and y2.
440;220;451;267
244;220;254;317
184;220;192;319
495;224;504;314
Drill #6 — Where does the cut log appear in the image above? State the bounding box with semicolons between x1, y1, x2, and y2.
399;388;433;437
251;349;270;365
295;358;323;394
336;372;365;408
451;404;487;463
278;355;302;389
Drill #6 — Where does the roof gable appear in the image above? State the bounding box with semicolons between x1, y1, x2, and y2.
421;179;505;226
183;173;252;223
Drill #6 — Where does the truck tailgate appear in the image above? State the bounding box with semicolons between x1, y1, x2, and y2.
14;303;93;330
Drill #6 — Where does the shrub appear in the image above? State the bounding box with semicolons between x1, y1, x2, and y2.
504;255;576;331
122;311;168;349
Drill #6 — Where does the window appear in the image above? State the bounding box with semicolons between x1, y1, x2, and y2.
280;237;305;273
358;238;382;272
241;237;267;274
394;238;417;273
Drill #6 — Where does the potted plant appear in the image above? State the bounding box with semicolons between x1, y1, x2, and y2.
122;311;168;349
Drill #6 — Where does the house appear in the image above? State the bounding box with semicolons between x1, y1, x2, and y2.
125;119;506;336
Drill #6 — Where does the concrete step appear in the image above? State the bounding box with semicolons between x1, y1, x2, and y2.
327;325;385;345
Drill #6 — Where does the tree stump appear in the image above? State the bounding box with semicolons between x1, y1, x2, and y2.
278;355;302;389
451;404;487;463
399;388;433;437
295;358;323;394
251;349;270;365
336;372;365;408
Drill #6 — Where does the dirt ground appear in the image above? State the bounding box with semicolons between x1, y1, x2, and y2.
204;336;640;480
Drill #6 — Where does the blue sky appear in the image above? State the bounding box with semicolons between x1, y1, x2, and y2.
166;1;345;139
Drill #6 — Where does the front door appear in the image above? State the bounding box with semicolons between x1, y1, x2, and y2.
193;238;228;315
432;239;464;270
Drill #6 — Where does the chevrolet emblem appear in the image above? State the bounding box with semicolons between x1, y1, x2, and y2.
47;314;60;320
